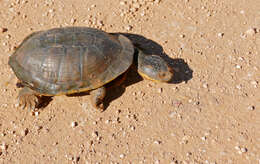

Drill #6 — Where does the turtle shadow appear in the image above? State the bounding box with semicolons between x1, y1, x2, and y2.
98;33;193;110
66;70;143;110
103;67;143;109
37;96;53;109
114;33;193;84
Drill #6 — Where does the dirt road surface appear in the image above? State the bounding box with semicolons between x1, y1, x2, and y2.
0;0;259;163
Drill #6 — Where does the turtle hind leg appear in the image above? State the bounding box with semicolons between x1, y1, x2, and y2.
17;87;40;111
90;86;106;112
106;71;128;89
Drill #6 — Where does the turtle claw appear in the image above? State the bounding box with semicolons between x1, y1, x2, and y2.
17;94;38;111
17;87;39;111
29;97;37;111
94;103;104;112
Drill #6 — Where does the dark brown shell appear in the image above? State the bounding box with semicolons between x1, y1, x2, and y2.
9;27;134;95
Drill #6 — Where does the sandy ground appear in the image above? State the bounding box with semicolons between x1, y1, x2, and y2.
0;0;260;163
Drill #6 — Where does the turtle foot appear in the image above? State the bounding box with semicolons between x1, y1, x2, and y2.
16;87;39;111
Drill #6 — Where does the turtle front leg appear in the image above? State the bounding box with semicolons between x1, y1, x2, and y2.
17;87;40;111
90;86;106;111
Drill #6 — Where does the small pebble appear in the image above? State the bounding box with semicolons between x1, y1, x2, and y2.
236;84;242;90
250;80;258;86
31;111;40;116
194;101;200;105
169;111;176;118
49;9;54;13
247;105;255;111
186;152;192;156
240;147;247;153
203;83;208;88
70;18;76;24
238;57;244;61
35;125;42;131
125;25;132;31
120;12;125;17
120;1;126;5
235;65;241;69
119;154;125;158
74;156;80;162
140;11;145;16
158;88;163;93
0;27;8;33
43;128;49;133
218;33;224;37
227;137;232;141
154;140;161;144
97;20;104;26
180;136;189;144
21;128;29;136
245;28;257;36
147;83;153;87
129;125;135;130
34;111;39;116
179;34;185;38
105;119;111;124
65;154;74;160
240;33;246;39
0;143;7;150
201;136;207;141
92;131;98;138
71;121;78;128
130;7;137;12
235;146;240;150
6;34;11;39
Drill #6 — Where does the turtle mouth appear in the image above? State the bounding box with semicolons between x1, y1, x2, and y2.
158;66;174;82
158;72;173;82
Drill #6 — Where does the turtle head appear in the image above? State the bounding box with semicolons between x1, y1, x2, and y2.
137;52;173;83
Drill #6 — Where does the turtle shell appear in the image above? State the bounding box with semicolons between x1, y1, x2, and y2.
8;27;134;95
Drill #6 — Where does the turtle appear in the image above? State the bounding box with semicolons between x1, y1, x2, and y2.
8;27;173;111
